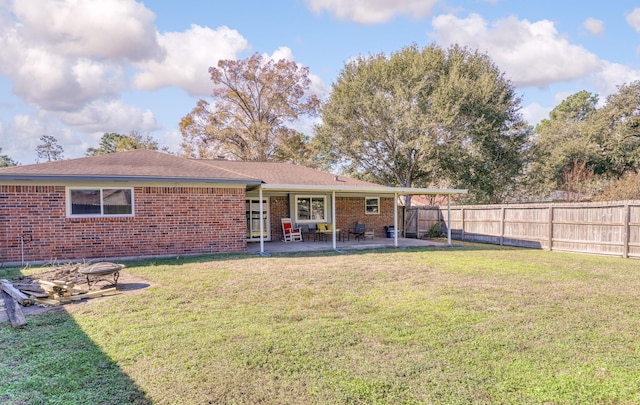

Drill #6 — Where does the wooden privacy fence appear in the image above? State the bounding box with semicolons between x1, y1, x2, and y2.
405;200;640;259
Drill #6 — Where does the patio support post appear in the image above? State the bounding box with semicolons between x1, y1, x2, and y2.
259;187;264;254
332;191;337;249
447;194;452;246
394;192;398;247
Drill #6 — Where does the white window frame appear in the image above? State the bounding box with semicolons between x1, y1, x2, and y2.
365;196;380;215
295;195;327;223
67;187;135;218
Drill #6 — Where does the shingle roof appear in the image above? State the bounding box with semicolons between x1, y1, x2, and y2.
0;149;383;187
0;149;259;183
196;159;383;187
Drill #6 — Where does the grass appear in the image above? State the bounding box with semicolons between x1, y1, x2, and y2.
2;244;640;404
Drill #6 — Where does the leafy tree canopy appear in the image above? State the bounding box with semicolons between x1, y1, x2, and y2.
593;81;640;175
180;53;320;162
525;82;640;200
313;43;530;204
0;147;17;167
86;131;159;156
525;91;602;195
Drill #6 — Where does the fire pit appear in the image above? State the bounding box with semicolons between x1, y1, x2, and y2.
78;262;125;288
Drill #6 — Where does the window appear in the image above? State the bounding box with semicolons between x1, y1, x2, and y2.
365;197;380;214
68;188;133;217
295;195;326;222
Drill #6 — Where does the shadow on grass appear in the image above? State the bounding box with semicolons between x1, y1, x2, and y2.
0;305;151;404
0;266;152;403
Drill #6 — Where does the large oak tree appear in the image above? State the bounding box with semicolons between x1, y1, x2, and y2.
180;53;320;162
313;44;530;204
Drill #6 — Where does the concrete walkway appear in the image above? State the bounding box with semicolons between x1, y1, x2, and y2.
247;237;446;254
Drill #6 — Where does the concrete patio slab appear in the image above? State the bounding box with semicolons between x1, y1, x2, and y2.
247;237;446;254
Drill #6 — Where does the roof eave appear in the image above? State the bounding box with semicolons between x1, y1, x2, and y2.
259;184;468;195
0;174;263;185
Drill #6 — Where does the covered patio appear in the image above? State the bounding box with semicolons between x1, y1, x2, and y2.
248;235;446;254
251;184;468;255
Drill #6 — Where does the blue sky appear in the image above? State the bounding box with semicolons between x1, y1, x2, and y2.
1;0;640;164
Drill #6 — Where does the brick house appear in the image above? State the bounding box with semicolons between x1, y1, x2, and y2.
0;149;465;264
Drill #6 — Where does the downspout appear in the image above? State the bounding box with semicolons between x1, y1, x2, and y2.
259;187;264;254
394;192;398;247
332;190;337;250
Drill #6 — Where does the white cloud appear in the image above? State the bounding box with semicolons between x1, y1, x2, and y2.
305;0;438;24
430;13;603;88
133;24;250;96
12;0;162;61
309;73;331;101
591;61;640;99
267;46;296;62
1;99;160;163
583;17;604;36
56;99;158;133
10;49;126;111
0;0;152;111
521;102;550;127
626;8;640;33
2;113;77;164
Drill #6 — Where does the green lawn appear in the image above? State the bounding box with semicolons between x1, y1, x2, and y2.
2;244;640;404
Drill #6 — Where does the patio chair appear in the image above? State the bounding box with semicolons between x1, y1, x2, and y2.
348;222;366;241
315;223;341;241
281;218;303;242
299;224;311;241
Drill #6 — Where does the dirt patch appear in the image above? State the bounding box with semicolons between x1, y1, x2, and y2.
0;271;153;325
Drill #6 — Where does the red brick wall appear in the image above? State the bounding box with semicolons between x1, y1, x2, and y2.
335;196;396;237
0;185;247;264
267;195;396;240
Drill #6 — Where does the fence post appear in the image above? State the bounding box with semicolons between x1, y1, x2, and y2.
447;196;452;245
500;206;505;246
547;205;553;251
461;208;465;241
623;203;630;259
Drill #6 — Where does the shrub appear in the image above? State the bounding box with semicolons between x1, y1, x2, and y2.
425;222;444;238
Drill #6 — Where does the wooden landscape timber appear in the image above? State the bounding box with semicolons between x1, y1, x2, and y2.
1;290;27;328
0;262;124;328
1;279;31;306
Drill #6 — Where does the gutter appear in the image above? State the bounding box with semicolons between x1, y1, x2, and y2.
0;174;263;185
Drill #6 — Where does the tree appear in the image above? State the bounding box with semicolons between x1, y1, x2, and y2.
180;53;320;161
35;135;64;162
525;83;640;201
0;147;17;167
86;131;159;156
433;46;531;203
525;91;602;196
591;81;640;176
313;44;529;204
595;171;640;201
